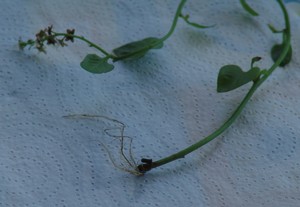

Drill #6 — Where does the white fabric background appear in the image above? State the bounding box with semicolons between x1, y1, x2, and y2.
1;0;300;206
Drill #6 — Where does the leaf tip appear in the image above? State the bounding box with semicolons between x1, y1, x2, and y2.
80;54;114;74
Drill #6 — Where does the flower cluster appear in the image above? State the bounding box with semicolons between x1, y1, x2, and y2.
19;25;75;53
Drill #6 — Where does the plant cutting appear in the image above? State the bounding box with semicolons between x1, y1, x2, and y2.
18;0;293;175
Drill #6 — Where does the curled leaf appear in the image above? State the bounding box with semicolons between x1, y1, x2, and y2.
112;37;163;61
239;0;259;16
251;56;262;68
271;44;292;67
80;54;114;74
217;65;260;92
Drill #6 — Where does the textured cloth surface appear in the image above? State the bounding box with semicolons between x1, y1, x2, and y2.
1;0;300;206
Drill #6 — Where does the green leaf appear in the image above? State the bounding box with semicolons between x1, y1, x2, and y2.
179;13;215;29
217;65;260;92
112;37;163;61
80;54;114;74
271;44;292;67
239;0;259;16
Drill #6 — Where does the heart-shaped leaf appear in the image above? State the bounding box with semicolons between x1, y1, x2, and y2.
271;44;292;67
217;65;260;92
240;0;259;16
80;54;114;74
112;37;163;61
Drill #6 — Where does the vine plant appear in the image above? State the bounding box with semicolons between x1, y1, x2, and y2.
19;0;211;74
19;0;293;175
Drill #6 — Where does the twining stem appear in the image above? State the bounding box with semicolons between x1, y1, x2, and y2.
264;0;290;76
137;0;291;173
52;32;113;58
159;0;187;42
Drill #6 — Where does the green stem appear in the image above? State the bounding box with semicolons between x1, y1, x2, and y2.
152;82;260;168
159;0;187;42
265;0;290;76
53;32;114;58
138;0;291;173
